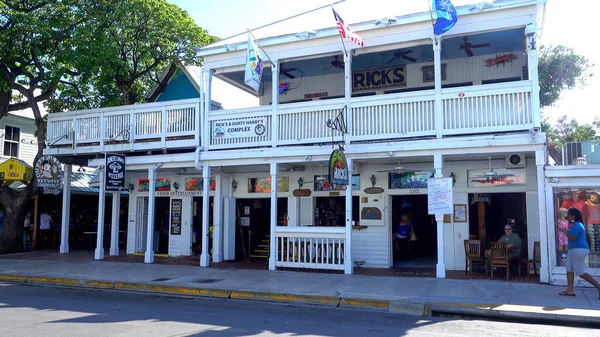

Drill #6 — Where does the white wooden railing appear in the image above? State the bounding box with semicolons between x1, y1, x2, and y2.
45;81;535;155
275;227;346;271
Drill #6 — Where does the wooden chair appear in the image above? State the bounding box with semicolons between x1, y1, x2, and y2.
464;239;487;275
490;242;511;279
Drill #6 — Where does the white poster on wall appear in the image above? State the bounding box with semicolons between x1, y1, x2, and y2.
213;118;267;139
427;177;453;215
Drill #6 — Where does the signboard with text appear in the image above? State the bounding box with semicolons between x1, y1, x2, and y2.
34;155;63;194
427;178;453;215
352;65;406;92
213;118;267;139
105;153;126;192
170;199;182;235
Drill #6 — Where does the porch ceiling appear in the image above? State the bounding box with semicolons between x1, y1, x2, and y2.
218;28;525;91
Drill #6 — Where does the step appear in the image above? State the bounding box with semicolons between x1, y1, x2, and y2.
253;249;269;253
250;255;268;259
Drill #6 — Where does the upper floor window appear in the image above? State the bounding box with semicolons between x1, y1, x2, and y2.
3;126;20;157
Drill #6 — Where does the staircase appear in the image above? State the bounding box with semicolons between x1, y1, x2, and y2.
250;234;270;260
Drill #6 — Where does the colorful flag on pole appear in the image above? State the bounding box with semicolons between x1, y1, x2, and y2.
332;8;364;48
432;0;458;36
244;33;264;93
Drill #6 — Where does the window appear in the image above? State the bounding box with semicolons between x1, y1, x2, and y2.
3;126;20;157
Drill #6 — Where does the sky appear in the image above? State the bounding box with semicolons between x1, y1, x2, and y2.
170;0;599;126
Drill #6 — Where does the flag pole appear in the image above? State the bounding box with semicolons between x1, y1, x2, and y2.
331;6;349;57
428;0;440;45
247;29;276;69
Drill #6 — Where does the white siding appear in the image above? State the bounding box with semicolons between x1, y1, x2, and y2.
0;114;38;165
260;52;526;105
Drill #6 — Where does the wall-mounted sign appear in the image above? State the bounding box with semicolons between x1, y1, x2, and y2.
170;199;182;235
292;189;312;197
35;155;63;194
427;178;453;215
304;92;328;99
389;172;433;189
105;153;126;192
361;207;382;220
184;177;216;191
422;64;447;83
353;65;406;91
329;148;348;186
213;118;267;139
248;176;289;193
138;178;171;192
467;168;526;187
364;187;384;194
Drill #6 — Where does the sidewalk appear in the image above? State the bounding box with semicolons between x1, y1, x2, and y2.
1;252;599;325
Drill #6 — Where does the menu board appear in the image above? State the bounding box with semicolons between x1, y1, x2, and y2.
170;199;182;235
427;178;453;215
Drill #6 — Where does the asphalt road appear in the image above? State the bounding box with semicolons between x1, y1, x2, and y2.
0;282;597;337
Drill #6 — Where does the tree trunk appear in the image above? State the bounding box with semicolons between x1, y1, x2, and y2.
0;187;29;254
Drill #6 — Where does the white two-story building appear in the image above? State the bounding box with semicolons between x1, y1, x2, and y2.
45;0;550;281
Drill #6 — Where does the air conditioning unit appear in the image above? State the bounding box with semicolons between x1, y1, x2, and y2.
506;153;526;168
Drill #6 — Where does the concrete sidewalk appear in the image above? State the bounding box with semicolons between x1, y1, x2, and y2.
1;255;599;325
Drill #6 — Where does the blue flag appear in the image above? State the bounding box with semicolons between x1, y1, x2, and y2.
432;0;458;36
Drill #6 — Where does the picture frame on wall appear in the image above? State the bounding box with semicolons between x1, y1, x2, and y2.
422;64;447;83
454;204;467;222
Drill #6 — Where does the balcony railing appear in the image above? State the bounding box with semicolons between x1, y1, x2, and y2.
45;81;535;155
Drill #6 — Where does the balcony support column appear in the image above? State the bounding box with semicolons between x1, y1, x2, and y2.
536;149;549;282
271;60;279;147
526;24;541;128
344;158;353;274
434;154;446;278
59;164;72;254
203;68;212;151
95;168;106;260
145;164;161;263
269;163;278;270
200;164;211;267
344;51;353;145
433;37;443;139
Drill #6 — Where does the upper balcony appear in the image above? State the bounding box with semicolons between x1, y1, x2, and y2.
45;0;543;157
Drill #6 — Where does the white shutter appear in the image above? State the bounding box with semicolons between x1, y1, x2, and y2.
300;197;313;226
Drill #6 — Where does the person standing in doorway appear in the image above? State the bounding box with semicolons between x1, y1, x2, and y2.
23;212;32;249
559;207;600;298
40;210;53;248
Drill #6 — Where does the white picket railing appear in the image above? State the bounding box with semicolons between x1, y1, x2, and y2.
275;227;346;271
277;100;346;146
442;81;533;135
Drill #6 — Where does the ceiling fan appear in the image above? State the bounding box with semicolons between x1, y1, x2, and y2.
387;49;417;64
322;55;344;71
376;161;428;173
280;65;299;79
460;36;491;57
470;156;514;183
281;164;305;172
300;163;329;185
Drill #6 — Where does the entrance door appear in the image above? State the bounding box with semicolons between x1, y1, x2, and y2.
135;197;148;253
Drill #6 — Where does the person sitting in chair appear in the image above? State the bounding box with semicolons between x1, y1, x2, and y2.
486;222;521;260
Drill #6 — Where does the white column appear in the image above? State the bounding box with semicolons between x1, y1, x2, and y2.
527;25;541;128
145;167;157;263
212;175;224;262
109;192;121;256
200;165;211;267
271;60;279;148
203;68;212;151
433;37;443;139
344;51;353;145
345;158;353;274
59;164;72;254
536;149;549;282
269;163;278;270
434;154;446;278
95;168;106;260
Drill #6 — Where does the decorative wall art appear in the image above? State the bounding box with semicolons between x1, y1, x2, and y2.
454;204;467;222
361;207;382;220
484;53;517;68
422;64;446;82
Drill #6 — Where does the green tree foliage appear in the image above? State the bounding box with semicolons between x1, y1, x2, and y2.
47;0;218;112
539;45;593;109
545;115;599;148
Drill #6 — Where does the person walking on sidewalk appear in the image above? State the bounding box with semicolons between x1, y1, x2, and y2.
559;207;600;298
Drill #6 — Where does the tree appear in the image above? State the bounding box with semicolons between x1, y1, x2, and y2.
546;115;599;148
47;0;218;112
0;0;89;253
538;45;593;109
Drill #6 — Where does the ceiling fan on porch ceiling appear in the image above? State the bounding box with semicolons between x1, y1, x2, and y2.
322;55;344;71
375;161;429;173
300;163;329;184
470;156;514;183
460;36;491;57
386;49;417;64
280;164;305;172
279;65;300;79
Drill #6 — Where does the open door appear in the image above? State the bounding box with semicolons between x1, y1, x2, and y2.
223;197;236;260
136;197;148;253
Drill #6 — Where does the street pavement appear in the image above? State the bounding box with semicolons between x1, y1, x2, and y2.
0;283;598;337
1;252;600;325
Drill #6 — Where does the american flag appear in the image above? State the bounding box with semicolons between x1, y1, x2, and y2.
332;8;364;48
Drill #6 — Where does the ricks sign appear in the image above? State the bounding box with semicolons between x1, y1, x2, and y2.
329;148;349;186
352;65;406;91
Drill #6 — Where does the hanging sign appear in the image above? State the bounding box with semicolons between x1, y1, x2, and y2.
329;148;349;186
427;177;453;215
292;189;312;197
364;187;384;194
34;155;63;194
213;118;267;139
170;199;182;235
105;153;126;192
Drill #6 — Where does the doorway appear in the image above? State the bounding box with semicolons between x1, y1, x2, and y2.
468;193;527;251
391;195;436;269
192;197;213;256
